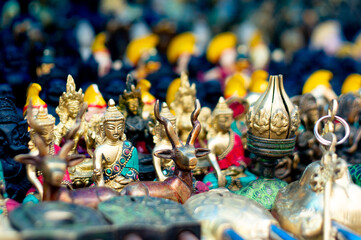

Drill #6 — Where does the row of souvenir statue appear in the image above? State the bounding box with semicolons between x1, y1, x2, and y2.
1;69;361;240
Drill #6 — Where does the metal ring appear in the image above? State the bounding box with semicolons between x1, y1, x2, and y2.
314;115;350;146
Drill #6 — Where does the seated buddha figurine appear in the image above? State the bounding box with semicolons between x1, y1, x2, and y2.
93;99;139;191
54;75;87;155
170;72;198;143
26;104;72;201
119;75;154;154
203;97;253;191
152;103;176;181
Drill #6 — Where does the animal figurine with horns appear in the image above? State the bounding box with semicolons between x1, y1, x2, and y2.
121;99;210;204
15;101;119;208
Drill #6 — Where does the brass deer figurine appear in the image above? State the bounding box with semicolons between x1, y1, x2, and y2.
15;102;118;208
121;99;210;203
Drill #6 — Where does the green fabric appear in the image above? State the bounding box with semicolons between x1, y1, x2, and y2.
203;170;257;190
121;147;139;176
349;164;361;187
231;121;242;137
235;178;287;210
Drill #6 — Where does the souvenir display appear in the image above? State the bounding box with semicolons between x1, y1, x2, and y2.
93;99;139;192
15;104;118;208
121;100;210;204
2;1;361;238
237;75;300;209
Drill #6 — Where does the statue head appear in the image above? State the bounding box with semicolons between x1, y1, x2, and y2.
212;97;233;132
119;74;142;116
0;98;29;155
31;106;55;146
57;75;84;120
299;93;319;130
154;103;176;143
102;99;125;142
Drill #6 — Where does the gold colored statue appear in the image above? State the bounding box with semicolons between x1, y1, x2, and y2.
204;97;251;190
152;102;176;181
273;121;361;239
27;104;72;199
170;72;211;177
54;75;87;154
171;72;197;143
93;99;139;191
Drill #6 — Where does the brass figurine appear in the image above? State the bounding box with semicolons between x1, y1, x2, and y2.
93;99;139;191
27;104;72;199
121;100;210;204
170;72;197;143
15;105;118;208
54;75;87;154
238;74;300;209
152;102;176;181
203;97;251;191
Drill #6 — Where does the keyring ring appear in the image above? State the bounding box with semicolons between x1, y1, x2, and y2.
314;115;350;146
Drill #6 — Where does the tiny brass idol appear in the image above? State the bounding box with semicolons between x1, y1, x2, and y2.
273;108;361;240
237;74;300;209
121;99;210;204
93;99;139;191
27;103;72;200
171;72;197;143
14;104;118;208
54;75;87;154
203;97;252;191
54;75;94;188
170;72;211;176
153;102;176;181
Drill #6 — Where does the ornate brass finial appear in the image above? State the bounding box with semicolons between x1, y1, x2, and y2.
177;72;196;97
212;97;233;117
247;74;300;139
103;99;124;122
62;75;83;102
34;106;55;126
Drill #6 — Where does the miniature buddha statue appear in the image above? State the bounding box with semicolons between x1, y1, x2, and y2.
167;32;196;74
302;70;337;115
170;72;197;143
83;84;107;122
294;93;322;178
119;75;154;154
26;105;72;199
0;98;31;202
203;32;238;91
136;79;156;119
23;83;48;117
93;99;139;191
126;34;160;80
152;103;176;181
203;97;252;191
54;75;87;155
